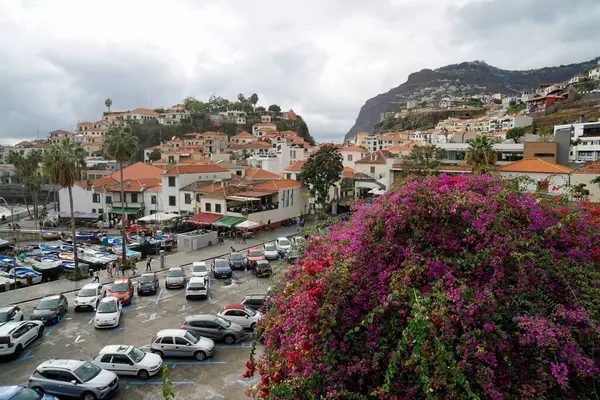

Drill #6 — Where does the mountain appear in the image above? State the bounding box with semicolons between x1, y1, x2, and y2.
345;57;600;140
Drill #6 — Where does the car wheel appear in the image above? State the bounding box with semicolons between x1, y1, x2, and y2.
224;335;235;345
81;391;97;400
14;344;23;358
250;323;256;330
194;350;206;361
137;369;150;380
37;327;44;339
152;349;163;357
20;315;23;321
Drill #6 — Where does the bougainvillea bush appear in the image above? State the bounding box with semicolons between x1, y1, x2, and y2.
246;174;600;399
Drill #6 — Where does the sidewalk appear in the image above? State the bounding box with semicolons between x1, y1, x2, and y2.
0;224;306;305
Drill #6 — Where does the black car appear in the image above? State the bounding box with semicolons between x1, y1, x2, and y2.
229;252;246;270
30;294;68;325
213;259;232;279
254;260;272;278
137;272;159;295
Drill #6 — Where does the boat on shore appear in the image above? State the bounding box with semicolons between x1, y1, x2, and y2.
40;231;61;241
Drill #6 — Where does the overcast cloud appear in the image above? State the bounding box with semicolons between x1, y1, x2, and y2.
0;0;598;144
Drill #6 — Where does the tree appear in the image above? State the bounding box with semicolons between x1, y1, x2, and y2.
105;98;112;112
256;106;266;112
148;149;161;162
7;150;44;220
208;94;230;113
268;104;281;112
183;96;210;120
161;365;175;399
237;93;246;102
43;140;87;275
506;127;527;143
570;183;590;200
299;145;343;219
465;135;495;174
246;174;600;399
537;128;554;142
103;124;139;264
249;93;259;110
401;144;443;176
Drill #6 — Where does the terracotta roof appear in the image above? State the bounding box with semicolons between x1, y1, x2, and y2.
342;167;354;179
163;164;230;176
573;160;600;174
243;141;272;149
498;159;573;174
253;179;302;191
383;146;413;152
279;130;297;136
341;145;367;152
527;95;566;102
232;131;254;138
255;122;276;127
78;122;93;126
285;160;307;171
127;108;159;116
380;134;406;142
244;167;283;181
92;162;162;188
107;177;162;193
356;150;393;164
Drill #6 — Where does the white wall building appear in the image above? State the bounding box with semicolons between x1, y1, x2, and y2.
588;65;600;80
497;159;572;196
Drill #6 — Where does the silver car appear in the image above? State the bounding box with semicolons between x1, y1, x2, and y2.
165;267;186;289
28;359;119;400
150;329;215;361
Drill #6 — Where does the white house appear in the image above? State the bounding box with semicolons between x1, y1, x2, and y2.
570;160;600;201
122;108;159;124
568;74;587;85
588;65;600;80
158;104;191;125
261;114;272;123
555;120;600;162
252;122;277;136
497;159;572;195
58;181;103;214
339;145;368;169
354;150;396;191
500;115;534;131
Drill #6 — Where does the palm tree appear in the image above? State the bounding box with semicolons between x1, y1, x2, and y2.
465;135;496;174
43;139;87;275
105;98;113;112
103;124;139;264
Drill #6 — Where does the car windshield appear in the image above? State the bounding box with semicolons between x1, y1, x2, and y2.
190;281;205;288
192;265;206;272
264;244;276;251
214;260;228;268
128;347;146;363
168;269;184;277
278;239;290;246
184;331;199;344
257;262;270;268
111;283;129;292
245;307;257;316
78;288;97;297
74;362;102;382
230;253;243;260
36;299;58;310
249;250;262;257
0;311;10;322
97;301;118;313
140;275;155;282
215;316;231;328
10;388;42;400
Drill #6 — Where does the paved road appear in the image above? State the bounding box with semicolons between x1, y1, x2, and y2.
0;257;287;399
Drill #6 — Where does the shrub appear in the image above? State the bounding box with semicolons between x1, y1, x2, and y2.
247;174;600;399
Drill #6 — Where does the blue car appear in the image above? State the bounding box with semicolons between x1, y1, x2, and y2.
0;386;57;400
213;258;232;279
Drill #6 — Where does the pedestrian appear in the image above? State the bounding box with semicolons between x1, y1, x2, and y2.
267;219;272;231
230;246;236;253
132;263;138;276
107;262;113;278
146;257;152;271
92;269;100;283
242;232;247;244
120;266;125;277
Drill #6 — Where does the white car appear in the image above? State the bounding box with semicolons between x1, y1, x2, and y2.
276;237;291;254
186;277;208;299
92;344;162;380
74;283;106;311
262;243;279;260
191;262;209;278
94;297;122;328
217;304;263;329
0;305;24;322
0;320;44;358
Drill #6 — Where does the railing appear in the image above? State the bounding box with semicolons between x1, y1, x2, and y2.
227;203;279;214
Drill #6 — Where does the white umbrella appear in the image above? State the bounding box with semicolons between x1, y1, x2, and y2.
236;220;260;229
138;212;179;223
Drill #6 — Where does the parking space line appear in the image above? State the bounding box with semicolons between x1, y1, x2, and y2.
107;327;122;334
233;378;258;387
215;343;252;348
88;316;94;324
11;350;35;364
180;305;192;312
45;313;68;337
154;289;162;304
163;360;228;369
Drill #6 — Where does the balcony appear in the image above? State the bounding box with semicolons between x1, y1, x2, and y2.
226;203;279;214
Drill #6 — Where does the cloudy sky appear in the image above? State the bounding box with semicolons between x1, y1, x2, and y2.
0;0;598;144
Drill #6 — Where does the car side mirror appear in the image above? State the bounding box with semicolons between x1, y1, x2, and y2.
245;315;249;318
71;380;77;385
186;343;191;346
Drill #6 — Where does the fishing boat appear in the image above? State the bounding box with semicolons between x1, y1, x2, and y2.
75;230;106;244
0;238;15;250
7;267;43;285
58;252;75;261
112;247;141;261
39;243;61;251
61;261;89;274
40;231;61;241
0;256;16;266
101;237;121;246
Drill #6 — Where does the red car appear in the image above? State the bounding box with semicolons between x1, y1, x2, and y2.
246;248;265;270
108;278;134;305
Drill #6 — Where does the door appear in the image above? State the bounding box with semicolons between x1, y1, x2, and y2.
40;370;65;396
112;354;135;375
204;321;223;340
222;310;244;327
174;337;191;357
98;354;114;372
187;321;209;338
23;322;39;345
157;337;175;356
57;371;81;398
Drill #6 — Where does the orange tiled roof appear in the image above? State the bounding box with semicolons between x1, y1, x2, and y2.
497;159;573;174
243;141;272;149
573;160;600;174
253;179;302;191
342;167;354;179
127;108;159;116
93;162;162;187
244;167;282;180
285;160;307;171
380;134;406;141
163;164;230;176
341;145;368;152
232;131;254;138
107;177;162;193
356;150;393;164
383;145;413;152
279;130;297;136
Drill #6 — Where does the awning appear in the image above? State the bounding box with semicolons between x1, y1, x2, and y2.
138;212;179;222
212;216;245;228
110;208;140;214
235;220;260;229
187;212;223;225
235;191;275;198
226;196;261;201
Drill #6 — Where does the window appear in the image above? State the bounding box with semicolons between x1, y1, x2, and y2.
236;170;242;176
185;193;191;204
151;195;156;204
92;194;100;203
174;337;188;345
159;337;174;345
169;196;176;206
348;154;353;162
285;173;291;179
100;354;113;363
205;203;212;212
130;193;138;203
290;150;296;159
106;196;112;204
290;189;294;206
168;177;176;187
112;355;132;365
534;153;556;158
215;204;221;213
370;166;376;174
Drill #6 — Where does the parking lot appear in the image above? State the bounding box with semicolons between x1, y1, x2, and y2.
0;255;286;399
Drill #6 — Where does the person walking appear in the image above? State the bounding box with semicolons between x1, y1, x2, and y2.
146;257;152;271
230;246;236;253
242;232;247;244
92;269;100;283
107;262;113;278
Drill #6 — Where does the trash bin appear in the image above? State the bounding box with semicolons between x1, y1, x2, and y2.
160;250;165;269
26;273;33;287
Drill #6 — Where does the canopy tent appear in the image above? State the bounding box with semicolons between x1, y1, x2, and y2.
187;212;223;225
109;208;140;214
226;195;261;202
138;212;179;223
212;216;245;228
234;191;275;198
235;220;260;230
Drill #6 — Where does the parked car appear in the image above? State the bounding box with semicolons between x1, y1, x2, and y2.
28;359;119;400
181;314;244;344
276;237;291;254
0;386;57;400
241;294;270;312
92;345;162;380
107;278;134;305
0;306;23;323
262;243;279;260
213;259;232;279
30;295;68;325
74;283;106;311
93;297;122;329
254;260;272;278
137;272;159;295
285;249;300;264
185;277;208;300
165;267;186;289
228;253;245;270
0;320;44;359
245;248;265;270
150;329;215;361
191;262;209;278
217;304;263;330
291;236;306;248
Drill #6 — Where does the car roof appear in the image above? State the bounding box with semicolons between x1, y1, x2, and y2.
141;272;156;277
99;296;118;303
41;294;61;300
184;314;216;322
223;304;245;311
264;242;276;247
214;258;228;262
248;247;260;251
256;259;269;264
243;294;267;300
157;329;187;337
0;386;22;398
114;278;130;284
0;306;15;312
38;359;85;371
81;283;101;289
188;277;206;284
99;345;132;355
0;321;23;335
168;267;183;271
192;261;206;266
